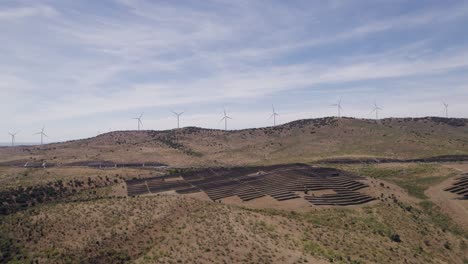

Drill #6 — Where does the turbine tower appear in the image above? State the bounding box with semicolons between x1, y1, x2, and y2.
220;109;232;131
269;105;279;126
171;111;184;129
442;101;449;118
34;126;47;145
371;101;383;119
332;98;343;118
8;131;18;147
132;113;144;130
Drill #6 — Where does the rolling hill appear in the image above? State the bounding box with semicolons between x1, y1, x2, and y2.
1;117;468;263
1;117;467;167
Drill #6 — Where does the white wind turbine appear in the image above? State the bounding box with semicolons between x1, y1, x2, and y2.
442;101;449;118
8;131;19;147
132;113;144;130
171;111;184;129
332;98;343;118
371;101;383;119
220;109;232;131
34;126;47;145
269;105;279;126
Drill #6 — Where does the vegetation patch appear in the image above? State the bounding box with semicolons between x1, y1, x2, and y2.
419;201;468;238
336;163;456;199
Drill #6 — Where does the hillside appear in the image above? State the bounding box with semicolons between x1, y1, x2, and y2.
1;117;467;167
2;188;467;264
1;117;468;263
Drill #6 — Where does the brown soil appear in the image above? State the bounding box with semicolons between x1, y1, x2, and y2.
426;163;468;229
222;194;313;212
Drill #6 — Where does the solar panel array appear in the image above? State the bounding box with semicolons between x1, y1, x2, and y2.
126;164;375;206
444;173;468;200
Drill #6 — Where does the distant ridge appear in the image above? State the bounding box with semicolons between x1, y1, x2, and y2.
0;116;467;167
94;116;467;136
0;142;38;147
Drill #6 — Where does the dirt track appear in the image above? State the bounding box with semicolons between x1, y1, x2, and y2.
425;163;468;230
318;155;468;164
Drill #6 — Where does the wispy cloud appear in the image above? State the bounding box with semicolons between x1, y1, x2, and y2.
0;5;57;20
1;0;468;141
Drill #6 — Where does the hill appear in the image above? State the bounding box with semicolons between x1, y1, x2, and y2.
2;188;467;263
1;117;468;263
0;117;467;167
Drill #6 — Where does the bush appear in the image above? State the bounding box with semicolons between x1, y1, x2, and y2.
390;233;401;243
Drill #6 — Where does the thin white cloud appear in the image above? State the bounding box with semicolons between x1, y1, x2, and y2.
1;0;468;142
0;5;57;20
5;45;467;125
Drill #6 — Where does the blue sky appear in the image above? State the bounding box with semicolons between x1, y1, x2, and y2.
1;0;468;143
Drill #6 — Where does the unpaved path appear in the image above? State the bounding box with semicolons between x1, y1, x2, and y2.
425;163;468;230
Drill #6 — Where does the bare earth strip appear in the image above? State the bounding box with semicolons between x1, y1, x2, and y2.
425;163;468;230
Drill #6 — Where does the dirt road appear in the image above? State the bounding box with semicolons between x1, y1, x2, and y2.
425;163;468;230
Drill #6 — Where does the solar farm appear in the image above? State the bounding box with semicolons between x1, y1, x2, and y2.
445;173;468;199
126;164;376;206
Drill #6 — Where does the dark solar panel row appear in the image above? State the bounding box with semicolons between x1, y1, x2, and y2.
304;191;376;206
444;174;468;199
125;164;376;205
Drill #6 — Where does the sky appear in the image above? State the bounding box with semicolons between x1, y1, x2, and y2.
1;0;468;143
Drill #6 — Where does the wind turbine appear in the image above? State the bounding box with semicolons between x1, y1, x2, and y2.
269;105;279;126
332;98;343;118
8;131;18;146
442;101;449;118
171;111;184;129
34;126;47;145
220;109;232;131
132;113;143;130
371;101;383;119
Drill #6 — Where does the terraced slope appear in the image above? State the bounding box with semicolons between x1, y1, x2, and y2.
126;164;375;206
445;174;468;199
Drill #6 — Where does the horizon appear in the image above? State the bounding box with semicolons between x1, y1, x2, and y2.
2;1;468;142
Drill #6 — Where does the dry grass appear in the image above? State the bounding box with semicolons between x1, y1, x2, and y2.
329;163;458;199
0;117;467;167
0;167;166;191
1;193;467;264
1;117;467;263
